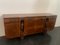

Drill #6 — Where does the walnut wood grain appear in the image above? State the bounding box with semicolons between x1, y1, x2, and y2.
4;17;21;38
4;15;57;39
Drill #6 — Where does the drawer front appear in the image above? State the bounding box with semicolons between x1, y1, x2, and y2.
4;18;19;23
24;16;45;29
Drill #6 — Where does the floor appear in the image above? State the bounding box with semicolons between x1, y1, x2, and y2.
0;27;60;45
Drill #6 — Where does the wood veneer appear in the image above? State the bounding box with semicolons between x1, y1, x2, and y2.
4;15;57;39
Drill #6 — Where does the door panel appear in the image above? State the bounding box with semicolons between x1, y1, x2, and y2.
35;16;45;33
4;18;21;38
24;17;35;35
24;16;45;36
46;16;57;30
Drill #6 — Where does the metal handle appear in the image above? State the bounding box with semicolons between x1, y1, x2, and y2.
20;17;24;32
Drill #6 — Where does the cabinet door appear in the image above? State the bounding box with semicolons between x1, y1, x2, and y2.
35;16;45;33
4;18;21;38
24;16;45;36
24;17;35;35
46;16;57;30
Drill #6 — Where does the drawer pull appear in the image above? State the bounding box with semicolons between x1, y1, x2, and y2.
20;17;24;32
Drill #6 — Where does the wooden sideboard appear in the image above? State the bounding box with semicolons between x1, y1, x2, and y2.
4;14;57;39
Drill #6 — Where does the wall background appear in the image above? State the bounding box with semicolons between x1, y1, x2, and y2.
0;0;59;36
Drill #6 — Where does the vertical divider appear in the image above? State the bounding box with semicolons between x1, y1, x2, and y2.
20;17;24;39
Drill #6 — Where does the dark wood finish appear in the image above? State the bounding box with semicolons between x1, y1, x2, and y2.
24;17;36;36
24;16;46;36
4;18;21;38
34;16;46;33
4;15;57;39
46;16;57;31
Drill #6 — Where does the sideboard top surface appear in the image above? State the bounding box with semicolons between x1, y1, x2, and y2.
3;13;57;18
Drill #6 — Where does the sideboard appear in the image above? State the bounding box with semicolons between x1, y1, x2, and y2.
3;13;57;39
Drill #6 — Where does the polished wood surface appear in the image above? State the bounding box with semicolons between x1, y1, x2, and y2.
4;15;57;39
24;16;45;36
4;18;21;38
46;16;57;30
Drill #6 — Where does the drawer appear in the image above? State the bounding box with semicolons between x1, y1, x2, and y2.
4;18;19;23
46;16;57;22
